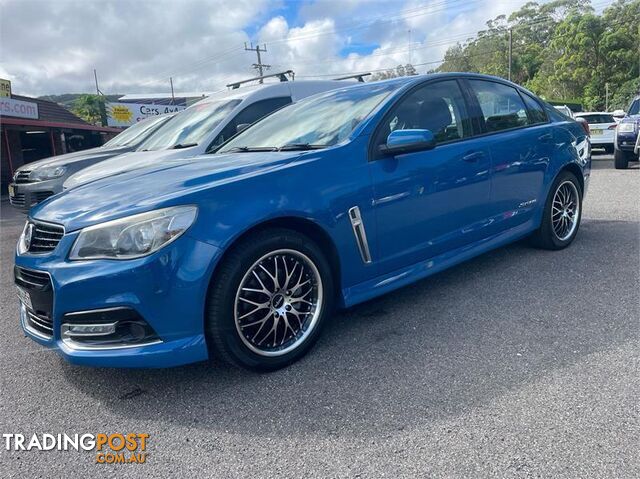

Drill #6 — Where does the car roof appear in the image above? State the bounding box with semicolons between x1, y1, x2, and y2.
191;79;362;106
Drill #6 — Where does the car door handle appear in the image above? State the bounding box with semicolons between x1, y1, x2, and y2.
462;151;485;162
538;133;553;142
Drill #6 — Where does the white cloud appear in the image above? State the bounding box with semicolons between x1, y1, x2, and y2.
0;0;536;97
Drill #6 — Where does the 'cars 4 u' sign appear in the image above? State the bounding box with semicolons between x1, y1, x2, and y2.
106;102;186;127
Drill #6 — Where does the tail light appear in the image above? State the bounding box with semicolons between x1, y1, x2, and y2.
576;117;590;136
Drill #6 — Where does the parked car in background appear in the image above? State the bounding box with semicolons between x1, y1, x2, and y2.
14;73;590;371
574;112;617;153
63;76;357;190
614;94;640;169
8;114;174;211
554;105;574;118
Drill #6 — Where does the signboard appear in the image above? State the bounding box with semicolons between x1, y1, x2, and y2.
0;78;11;97
0;97;38;119
106;102;186;127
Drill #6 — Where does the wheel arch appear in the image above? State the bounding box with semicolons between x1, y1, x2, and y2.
205;215;343;307
558;161;584;194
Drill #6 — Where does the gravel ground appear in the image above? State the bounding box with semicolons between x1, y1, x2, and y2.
0;154;638;478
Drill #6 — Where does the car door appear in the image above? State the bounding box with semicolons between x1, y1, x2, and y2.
368;79;492;275
464;79;552;233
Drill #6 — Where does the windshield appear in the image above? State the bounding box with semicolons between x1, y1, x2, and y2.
218;84;396;152
103;115;171;148
139;99;241;151
629;99;639;116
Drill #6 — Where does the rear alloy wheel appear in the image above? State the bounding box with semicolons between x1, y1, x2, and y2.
206;228;333;371
530;171;582;250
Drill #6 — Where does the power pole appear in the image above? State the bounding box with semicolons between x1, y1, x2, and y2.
93;69;102;95
170;77;175;104
244;42;270;82
508;28;513;81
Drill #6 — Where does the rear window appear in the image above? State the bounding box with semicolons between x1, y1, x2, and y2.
578;114;614;124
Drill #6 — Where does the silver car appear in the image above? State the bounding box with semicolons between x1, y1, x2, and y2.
8;114;174;211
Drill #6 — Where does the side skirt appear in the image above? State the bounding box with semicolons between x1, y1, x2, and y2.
341;219;536;308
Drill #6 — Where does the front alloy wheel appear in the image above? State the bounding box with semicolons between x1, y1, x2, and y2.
206;228;333;371
234;250;323;357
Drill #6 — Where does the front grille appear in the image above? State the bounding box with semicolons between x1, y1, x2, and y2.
9;193;26;207
34;191;54;203
25;309;54;338
28;220;65;253
15;267;54;340
14;170;32;183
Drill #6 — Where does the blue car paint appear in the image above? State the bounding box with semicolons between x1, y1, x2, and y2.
15;73;590;367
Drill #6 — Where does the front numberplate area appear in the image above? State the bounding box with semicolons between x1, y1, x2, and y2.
16;286;33;310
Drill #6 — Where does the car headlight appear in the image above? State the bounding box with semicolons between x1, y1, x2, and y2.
69;206;198;260
31;166;67;181
617;122;635;133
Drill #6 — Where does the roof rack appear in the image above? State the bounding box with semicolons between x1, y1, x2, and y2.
226;70;295;90
333;73;371;82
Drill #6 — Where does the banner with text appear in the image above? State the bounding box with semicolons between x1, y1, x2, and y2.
106;102;185;127
0;97;38;119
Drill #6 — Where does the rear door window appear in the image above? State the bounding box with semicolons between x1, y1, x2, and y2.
521;93;548;124
468;80;530;132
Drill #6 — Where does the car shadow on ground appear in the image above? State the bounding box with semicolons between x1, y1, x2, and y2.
60;218;639;439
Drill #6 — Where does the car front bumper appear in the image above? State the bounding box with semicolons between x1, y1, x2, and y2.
8;179;62;211
616;131;638;152
14;230;221;368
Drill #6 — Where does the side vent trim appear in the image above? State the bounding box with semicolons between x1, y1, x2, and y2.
348;206;372;264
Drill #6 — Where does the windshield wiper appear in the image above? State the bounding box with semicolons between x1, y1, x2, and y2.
277;143;326;151
226;146;278;152
172;143;198;149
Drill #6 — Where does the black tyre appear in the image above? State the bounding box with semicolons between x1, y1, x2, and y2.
604;144;614;154
206;228;334;371
614;148;631;169
530;171;582;250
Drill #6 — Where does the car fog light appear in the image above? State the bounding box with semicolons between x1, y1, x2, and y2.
64;323;117;337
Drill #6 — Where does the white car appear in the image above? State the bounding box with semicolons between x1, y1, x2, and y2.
574;112;617;153
65;73;357;189
553;105;574;118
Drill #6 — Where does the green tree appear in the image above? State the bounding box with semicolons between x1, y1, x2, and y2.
437;0;640;110
71;94;107;126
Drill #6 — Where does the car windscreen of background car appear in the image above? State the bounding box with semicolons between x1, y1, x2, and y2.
103;115;171;148
217;84;397;152
139;99;241;151
628;99;639;116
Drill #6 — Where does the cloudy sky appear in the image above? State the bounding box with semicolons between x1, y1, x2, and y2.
0;0;584;97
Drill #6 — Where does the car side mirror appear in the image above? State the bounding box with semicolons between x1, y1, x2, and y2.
612;109;626;118
236;123;251;133
379;129;436;156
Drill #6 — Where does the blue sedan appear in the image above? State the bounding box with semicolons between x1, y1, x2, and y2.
14;73;591;370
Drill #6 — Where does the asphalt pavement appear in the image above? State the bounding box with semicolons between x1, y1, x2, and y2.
0;153;638;478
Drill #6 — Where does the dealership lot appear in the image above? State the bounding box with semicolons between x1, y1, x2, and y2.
0;155;637;477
